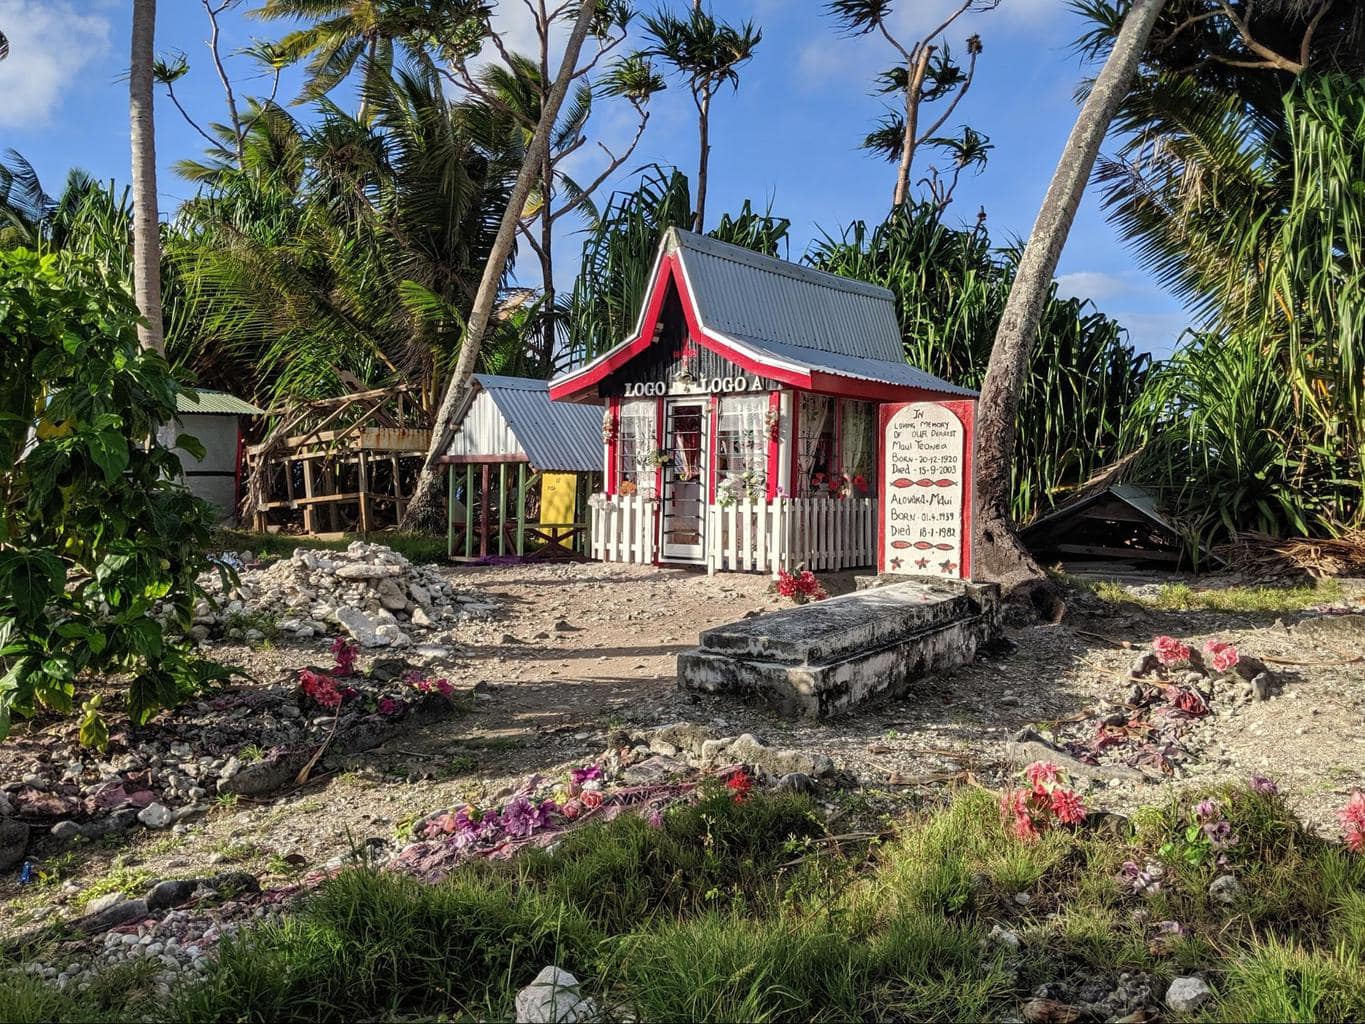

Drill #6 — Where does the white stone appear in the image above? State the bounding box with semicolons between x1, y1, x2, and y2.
514;967;598;1024
137;803;173;828
1166;977;1213;1014
336;607;388;648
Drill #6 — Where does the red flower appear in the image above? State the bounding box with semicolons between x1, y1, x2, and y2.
1152;635;1192;666
1000;789;1040;843
580;791;603;810
330;638;359;676
1173;688;1210;716
725;770;752;804
1049;788;1087;826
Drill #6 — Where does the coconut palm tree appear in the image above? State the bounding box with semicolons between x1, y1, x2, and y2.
0;28;9;62
644;4;760;232
251;0;484;120
130;0;165;355
401;0;602;533
972;0;1170;614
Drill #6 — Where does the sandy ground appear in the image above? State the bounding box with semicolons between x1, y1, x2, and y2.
3;562;1362;935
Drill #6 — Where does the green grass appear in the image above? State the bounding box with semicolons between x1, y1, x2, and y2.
5;785;1364;1023
1076;575;1343;615
215;530;447;566
72;867;156;910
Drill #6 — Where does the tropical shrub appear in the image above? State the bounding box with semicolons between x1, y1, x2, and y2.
0;249;226;744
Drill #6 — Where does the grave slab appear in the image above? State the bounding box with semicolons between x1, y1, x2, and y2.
677;578;1002;718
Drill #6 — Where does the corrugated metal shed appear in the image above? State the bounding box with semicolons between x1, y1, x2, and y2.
448;375;600;472
670;229;976;396
176;389;264;416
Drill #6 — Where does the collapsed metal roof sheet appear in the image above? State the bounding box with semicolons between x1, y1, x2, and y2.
474;374;601;472
175;389;264;416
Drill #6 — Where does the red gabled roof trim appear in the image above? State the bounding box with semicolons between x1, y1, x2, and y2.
550;251;815;402
549;245;964;404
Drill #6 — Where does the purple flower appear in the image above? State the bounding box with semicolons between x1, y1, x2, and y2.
501;797;554;837
647;808;664;829
569;764;603;786
1196;798;1219;821
1202;819;1239;851
1120;860;1163;894
1250;774;1279;796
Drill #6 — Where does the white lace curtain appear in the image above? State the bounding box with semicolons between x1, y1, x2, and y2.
840;401;874;482
797;394;830;495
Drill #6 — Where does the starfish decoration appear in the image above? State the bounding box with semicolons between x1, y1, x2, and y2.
940;560;958;574
915;557;930;569
889;556;903;570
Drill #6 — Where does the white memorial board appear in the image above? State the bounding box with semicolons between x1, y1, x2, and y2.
881;402;967;578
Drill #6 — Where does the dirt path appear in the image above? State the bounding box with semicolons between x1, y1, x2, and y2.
3;563;1362;936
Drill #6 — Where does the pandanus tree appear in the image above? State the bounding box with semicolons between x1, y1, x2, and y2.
1074;0;1365;539
972;0;1170;615
644;3;761;232
825;0;1000;207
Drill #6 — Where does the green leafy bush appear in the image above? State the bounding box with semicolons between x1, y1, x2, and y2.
0;248;225;743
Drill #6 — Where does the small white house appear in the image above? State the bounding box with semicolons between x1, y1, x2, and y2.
176;389;263;522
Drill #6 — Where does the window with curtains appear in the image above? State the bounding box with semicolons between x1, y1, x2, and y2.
616;398;657;496
795;394;836;497
715;394;768;503
838;400;877;497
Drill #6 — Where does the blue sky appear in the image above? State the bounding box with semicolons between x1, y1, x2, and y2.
0;0;1189;356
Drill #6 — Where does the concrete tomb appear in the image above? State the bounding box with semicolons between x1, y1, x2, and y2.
677;577;1001;719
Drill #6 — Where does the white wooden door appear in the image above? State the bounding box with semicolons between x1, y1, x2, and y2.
661;399;707;563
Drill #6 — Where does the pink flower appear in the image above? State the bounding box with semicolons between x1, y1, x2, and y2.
378;697;401;717
561;799;582;820
1152;635;1192;666
647;808;664;829
1049;788;1087;826
1339;791;1365;854
1250;774;1279;796
1203;639;1240;673
1000;789;1040;843
580;791;603;810
1025;761;1062;793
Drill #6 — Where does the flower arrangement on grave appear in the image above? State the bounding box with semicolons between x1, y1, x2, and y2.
1000;761;1087;842
773;568;828;604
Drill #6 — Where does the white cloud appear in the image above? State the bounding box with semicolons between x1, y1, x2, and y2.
1055;269;1140;302
0;0;113;129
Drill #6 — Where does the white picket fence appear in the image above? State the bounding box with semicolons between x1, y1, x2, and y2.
590;494;658;565
707;497;877;574
590;493;876;575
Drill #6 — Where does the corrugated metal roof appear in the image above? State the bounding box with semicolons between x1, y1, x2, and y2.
175;389;264;416
474;375;600;472
671;229;971;394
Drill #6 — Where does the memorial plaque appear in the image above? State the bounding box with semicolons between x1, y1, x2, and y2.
880;401;971;579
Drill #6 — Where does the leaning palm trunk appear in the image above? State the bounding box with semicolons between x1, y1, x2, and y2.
401;0;600;534
130;0;164;355
973;0;1168;613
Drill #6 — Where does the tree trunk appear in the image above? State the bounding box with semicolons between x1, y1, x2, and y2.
539;146;556;373
130;0;164;355
973;0;1167;614
892;45;934;208
693;87;711;232
400;0;600;534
